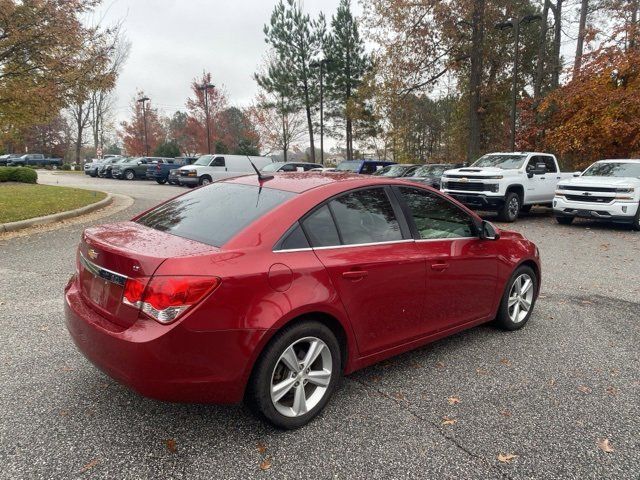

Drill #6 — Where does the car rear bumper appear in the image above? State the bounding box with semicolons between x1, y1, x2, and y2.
553;196;638;223
64;280;266;404
444;192;505;210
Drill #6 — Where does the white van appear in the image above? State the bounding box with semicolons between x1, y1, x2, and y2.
177;154;274;187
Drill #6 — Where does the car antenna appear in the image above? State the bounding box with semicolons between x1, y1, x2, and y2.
247;156;273;181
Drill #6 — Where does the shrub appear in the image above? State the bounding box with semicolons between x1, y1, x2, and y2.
0;167;38;184
61;163;72;171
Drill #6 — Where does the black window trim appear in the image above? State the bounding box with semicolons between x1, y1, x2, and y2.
273;185;412;252
390;185;481;240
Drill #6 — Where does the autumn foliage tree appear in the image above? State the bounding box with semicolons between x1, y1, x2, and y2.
119;92;165;156
184;72;228;154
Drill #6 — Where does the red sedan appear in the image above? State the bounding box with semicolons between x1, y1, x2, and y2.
65;173;540;429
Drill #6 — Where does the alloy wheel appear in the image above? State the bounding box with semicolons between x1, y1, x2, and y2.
508;197;520;219
270;337;332;418
508;273;534;323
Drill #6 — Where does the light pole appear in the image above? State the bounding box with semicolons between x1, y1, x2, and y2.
496;14;541;151
137;96;150;156
310;59;330;165
197;83;215;154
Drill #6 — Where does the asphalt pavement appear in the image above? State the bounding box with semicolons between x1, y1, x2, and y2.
0;172;638;479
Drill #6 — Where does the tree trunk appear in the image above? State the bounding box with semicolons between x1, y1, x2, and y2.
573;0;589;79
534;0;551;99
302;73;316;163
75;105;83;164
630;0;638;51
467;0;485;161
550;0;563;89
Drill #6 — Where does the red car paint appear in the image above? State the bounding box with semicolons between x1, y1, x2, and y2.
65;173;540;403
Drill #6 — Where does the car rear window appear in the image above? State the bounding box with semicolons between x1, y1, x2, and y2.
136;183;295;247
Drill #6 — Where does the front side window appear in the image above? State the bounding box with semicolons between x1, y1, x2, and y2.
329;188;402;245
540;156;557;173
211;156;225;167
399;187;476;239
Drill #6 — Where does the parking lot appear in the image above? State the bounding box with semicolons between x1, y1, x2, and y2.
0;172;638;479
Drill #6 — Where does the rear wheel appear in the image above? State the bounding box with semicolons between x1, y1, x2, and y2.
556;216;574;225
632;204;640;231
124;169;135;180
156;178;167;185
495;265;537;330
498;192;521;222
248;321;341;429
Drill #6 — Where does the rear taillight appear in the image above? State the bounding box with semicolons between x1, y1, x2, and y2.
123;276;220;324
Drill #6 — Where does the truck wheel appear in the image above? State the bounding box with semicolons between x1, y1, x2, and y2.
498;192;521;222
632;204;640;231
495;265;538;331
556;216;574;225
124;170;135;180
199;175;212;186
156;178;167;185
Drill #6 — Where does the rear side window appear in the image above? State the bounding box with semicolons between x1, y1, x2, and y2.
539;156;557;173
278;223;310;250
302;205;341;247
137;183;294;246
329;188;402;245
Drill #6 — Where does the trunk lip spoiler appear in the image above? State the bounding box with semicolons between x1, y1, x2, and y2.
79;252;128;287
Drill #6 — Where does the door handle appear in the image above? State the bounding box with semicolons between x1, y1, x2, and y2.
431;263;450;271
342;270;369;280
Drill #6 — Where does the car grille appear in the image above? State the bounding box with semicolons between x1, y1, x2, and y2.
560;185;617;193
565;194;613;203
446;181;487;192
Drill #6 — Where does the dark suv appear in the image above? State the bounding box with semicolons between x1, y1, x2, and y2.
147;157;198;184
336;159;396;175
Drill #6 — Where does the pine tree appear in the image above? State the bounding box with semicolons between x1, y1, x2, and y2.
324;0;369;160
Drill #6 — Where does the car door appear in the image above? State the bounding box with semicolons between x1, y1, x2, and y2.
301;187;426;357
206;156;228;179
538;155;561;202
394;186;498;334
524;156;550;203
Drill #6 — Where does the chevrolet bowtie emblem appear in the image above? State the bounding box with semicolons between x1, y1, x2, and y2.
87;248;98;260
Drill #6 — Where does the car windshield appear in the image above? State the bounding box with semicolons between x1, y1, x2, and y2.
582;162;640;178
261;162;284;172
336;160;362;172
472;154;527;170
411;165;448;177
136;183;295;247
373;165;411;177
193;154;214;166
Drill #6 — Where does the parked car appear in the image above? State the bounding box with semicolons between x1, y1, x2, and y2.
65;172;540;429
261;162;323;173
97;157;126;178
7;153;62;167
112;157;163;180
167;157;198;185
404;163;464;189
309;167;337;172
441;152;578;222
177;154;273;187
0;154;21;166
372;164;419;178
553;159;640;230
145;157;197;184
336;159;396;174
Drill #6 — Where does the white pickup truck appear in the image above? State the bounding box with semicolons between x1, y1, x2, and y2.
441;152;578;222
553;159;640;230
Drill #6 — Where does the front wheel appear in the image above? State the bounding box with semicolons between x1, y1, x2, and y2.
498;192;521;222
248;321;342;429
199;175;212;186
495;265;538;331
632;204;640;231
124;170;135;180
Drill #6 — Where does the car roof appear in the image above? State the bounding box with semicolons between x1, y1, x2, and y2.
596;159;640;163
227;172;404;194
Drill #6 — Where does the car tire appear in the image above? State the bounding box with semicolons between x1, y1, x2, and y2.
632;204;640;231
156;178;167;185
199;175;212;186
495;265;538;331
124;170;135;181
247;320;342;430
555;216;574;225
498;192;521;222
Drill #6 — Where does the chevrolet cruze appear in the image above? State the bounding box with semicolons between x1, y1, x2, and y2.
65;172;541;429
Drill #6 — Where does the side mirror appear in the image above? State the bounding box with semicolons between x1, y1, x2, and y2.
480;220;500;240
573;171;581;177
137;161;143;165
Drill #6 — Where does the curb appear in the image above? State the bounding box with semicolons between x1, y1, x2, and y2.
0;193;113;233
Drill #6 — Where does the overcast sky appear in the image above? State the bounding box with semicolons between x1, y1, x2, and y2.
93;0;358;126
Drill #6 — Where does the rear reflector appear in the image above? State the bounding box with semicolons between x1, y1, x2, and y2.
123;276;220;324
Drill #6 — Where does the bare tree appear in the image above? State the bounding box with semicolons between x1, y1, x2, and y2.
573;0;590;78
468;0;485;160
549;0;564;89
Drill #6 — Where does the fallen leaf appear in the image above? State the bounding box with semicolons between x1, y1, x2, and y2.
578;385;592;394
597;438;614;453
410;361;422;369
166;439;177;453
442;417;457;426
259;458;272;471
61;366;74;372
497;453;518;463
59;410;69;417
500;409;512;417
581;300;593;305
434;361;446;369
548;378;557;386
606;386;618;396
447;396;461;405
79;458;100;473
370;375;381;383
476;368;489;375
256;442;267;454
500;358;511;366
390;391;405;400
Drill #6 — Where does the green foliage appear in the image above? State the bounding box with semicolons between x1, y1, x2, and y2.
214;141;229;154
234;139;260;156
0;167;38;184
153;140;181;158
61;163;72;171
